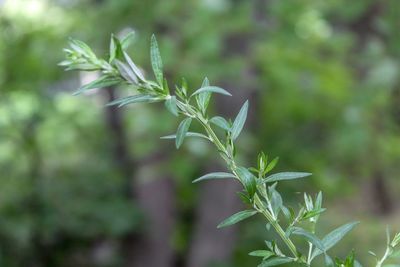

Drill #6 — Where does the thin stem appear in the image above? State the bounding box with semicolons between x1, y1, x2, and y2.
176;98;304;262
254;194;300;260
376;246;390;267
307;242;313;265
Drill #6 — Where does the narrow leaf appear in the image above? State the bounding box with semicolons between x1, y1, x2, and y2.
231;100;249;140
249;250;274;258
73;76;121;95
192;172;236;183
236;166;257;198
191;86;232;97
123;51;145;82
302;208;326;220
160;132;209;140
210;116;231;131
175;118;192;149
107;95;160;107
115;60;138;84
165;96;178;116
270;189;283;217
121;31;136;50
311;221;359;260
265;172;312;183
150;34;163;85
196;77;212;113
109;34;123;63
217;210;257;228
258;257;293;267
291;227;325;251
265;157;279;173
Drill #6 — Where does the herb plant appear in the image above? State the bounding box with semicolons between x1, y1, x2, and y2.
60;33;400;267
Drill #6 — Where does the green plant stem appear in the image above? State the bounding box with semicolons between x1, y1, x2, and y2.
254;194;301;261
177;98;303;262
376;246;390;267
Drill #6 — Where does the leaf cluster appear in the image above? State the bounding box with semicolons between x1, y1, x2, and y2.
60;32;399;267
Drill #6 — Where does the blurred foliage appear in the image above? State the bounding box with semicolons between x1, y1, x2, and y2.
1;0;400;266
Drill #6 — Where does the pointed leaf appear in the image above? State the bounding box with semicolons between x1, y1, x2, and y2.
270;189;283;217
217;210;257;228
191;86;232;97
150;34;163;85
258;257;293;266
249;250;274;259
123;51;145;82
160;132;209;141
311;222;359;260
192;172;236;183
165;96;178;116
109;34;123;63
236;166;257;198
265;172;312;183
175;118;192;149
73;75;122;95
107;95;160;107
265;157;279;173
291;227;325;251
210;116;231;131
115;60;138;84
302;208;326;220
196;77;212;113
121;31;136;50
231;100;249;140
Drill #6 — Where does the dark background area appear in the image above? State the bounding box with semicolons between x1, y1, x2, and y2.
0;0;400;266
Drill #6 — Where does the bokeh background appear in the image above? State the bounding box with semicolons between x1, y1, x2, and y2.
1;0;400;266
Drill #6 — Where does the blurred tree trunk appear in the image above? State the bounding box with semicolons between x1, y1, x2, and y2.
102;88;176;267
187;177;241;267
348;2;393;215
129;172;176;267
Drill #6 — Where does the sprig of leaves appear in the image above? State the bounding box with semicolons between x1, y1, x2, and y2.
61;32;399;267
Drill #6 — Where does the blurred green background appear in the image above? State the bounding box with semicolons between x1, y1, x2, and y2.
1;0;400;266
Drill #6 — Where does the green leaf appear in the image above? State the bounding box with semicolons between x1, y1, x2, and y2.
291;227;325;251
73;75;122;95
191;86;232;97
107;95;161;107
265;157;279;173
70;38;96;59
160;132;209;140
301;208;326;220
165;96;178;116
249;250;274;259
109;34;123;63
265;172;312;183
121;31;136;50
311;222;359;260
196;77;212;114
192;172;236;183
236;166;257;198
150;34;163;85
175;118;192;149
217;210;257;228
123;51;145;82
258;257;293;266
210;116;231;131
115;60;138;84
231;100;249;140
269;189;283;217
237;191;252;205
